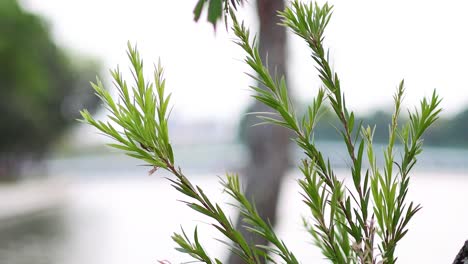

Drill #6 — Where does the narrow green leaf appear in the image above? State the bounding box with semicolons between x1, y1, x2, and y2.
208;0;223;27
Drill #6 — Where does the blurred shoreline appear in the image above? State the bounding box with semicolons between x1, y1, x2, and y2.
49;141;468;177
0;179;67;223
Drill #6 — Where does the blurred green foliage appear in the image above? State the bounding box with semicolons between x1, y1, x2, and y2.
0;0;100;179
308;107;468;147
192;0;243;29
239;104;468;148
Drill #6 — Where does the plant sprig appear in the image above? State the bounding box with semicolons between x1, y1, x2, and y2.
232;3;364;262
81;1;443;263
80;43;173;169
232;1;441;263
81;41;298;264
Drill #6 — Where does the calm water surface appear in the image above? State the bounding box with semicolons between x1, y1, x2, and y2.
1;144;468;263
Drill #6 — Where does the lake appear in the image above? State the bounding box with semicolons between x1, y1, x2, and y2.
1;143;467;263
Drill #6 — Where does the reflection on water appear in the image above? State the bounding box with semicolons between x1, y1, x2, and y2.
0;209;67;264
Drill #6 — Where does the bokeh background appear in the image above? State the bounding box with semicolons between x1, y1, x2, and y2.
1;0;468;263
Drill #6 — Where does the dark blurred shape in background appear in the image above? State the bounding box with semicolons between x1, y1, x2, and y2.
230;1;290;264
0;0;99;181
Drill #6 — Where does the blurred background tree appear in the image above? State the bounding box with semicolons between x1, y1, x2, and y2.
194;1;291;263
0;0;100;181
230;1;290;264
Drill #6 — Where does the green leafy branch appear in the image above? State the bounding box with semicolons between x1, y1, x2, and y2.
363;83;441;263
80;1;442;263
231;1;441;263
222;174;299;264
80;42;299;264
281;3;376;261
81;43;256;264
80;43;173;169
231;3;366;262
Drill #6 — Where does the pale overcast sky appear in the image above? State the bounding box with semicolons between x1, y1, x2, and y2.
21;0;468;122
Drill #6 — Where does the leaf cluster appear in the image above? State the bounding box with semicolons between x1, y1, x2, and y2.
232;1;441;263
81;42;298;264
80;43;174;169
193;0;243;29
80;1;442;264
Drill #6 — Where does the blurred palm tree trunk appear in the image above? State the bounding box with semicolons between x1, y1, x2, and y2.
228;0;289;263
